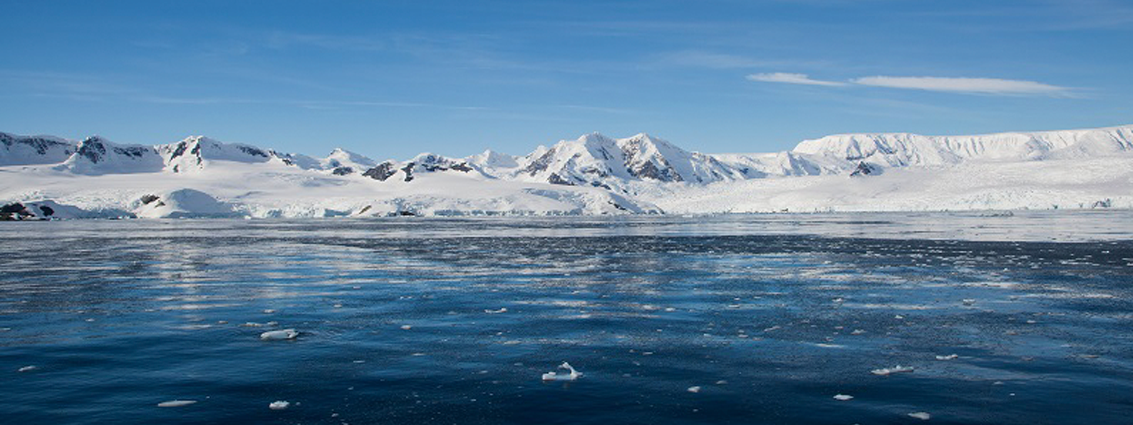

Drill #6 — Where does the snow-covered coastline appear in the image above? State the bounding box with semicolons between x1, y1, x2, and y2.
2;125;1131;219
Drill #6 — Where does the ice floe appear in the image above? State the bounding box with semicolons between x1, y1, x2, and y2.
833;394;854;401
157;400;197;408
260;329;299;340
687;386;702;393
908;412;932;420
935;354;959;360
17;365;37;373
269;400;290;410
485;308;508;314
871;365;914;376
541;362;583;382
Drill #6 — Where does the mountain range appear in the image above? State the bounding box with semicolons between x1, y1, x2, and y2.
2;125;1131;219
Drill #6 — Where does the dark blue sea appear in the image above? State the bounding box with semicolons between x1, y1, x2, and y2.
2;212;1132;424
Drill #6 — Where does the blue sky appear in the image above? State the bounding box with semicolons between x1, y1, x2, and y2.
1;0;1131;158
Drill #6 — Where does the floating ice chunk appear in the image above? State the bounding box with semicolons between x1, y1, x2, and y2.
687;386;701;393
763;325;781;332
157;400;197;408
269;400;290;410
485;308;508;314
260;329;299;340
241;322;263;327
541;362;583;382
833;394;854;401
715;380;727;385
850;329;866;335
17;365;37;373
400;325;412;330
935;354;959;360
263;309;276;314
908;412;931;420
871;365;914;376
962;299;976;306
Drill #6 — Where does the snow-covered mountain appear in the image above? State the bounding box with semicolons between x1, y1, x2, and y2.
0;132;76;166
59;136;166;175
1;124;1131;219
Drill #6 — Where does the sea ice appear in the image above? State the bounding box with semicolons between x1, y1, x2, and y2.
687;386;702;393
871;365;914;376
17;365;37;373
157;400;197;408
833;394;853;401
485;308;508;314
935;354;959;360
269;400;290;410
260;329;299;340
908;412;931;420
541;362;583;382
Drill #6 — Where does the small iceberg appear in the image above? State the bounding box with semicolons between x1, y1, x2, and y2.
833;394;853;401
871;365;914;376
260;329;299;340
157;400;197;408
935;354;959;360
908;412;932;420
269;400;290;410
687;386;702;393
541;362;582;382
17;365;38;373
485;308;508;314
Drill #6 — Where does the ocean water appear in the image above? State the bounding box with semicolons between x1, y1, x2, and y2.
1;212;1132;424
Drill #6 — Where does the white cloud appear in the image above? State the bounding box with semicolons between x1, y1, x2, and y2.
746;72;846;87
851;76;1069;96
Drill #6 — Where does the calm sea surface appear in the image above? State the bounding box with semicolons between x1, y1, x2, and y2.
2;212;1132;424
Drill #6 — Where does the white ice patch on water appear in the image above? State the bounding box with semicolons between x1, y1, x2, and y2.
157;400;197;407
908;412;932;420
871;365;914;376
260;329;299;340
935;354;959;360
687;386;702;393
17;365;37;372
833;394;854;401
269;400;290;410
485;308;508;314
541;362;582;382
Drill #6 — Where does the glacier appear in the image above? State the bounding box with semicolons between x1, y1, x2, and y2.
1;125;1131;219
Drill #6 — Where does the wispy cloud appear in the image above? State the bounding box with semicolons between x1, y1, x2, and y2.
746;72;846;87
748;71;1073;96
851;76;1071;96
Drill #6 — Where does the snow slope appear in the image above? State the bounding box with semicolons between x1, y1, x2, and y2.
1;124;1130;218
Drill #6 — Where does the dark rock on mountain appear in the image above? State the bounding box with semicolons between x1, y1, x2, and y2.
849;161;881;177
362;162;398;181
